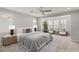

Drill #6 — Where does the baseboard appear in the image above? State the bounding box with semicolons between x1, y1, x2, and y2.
72;39;79;43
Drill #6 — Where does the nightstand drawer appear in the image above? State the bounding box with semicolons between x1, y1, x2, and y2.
3;35;17;46
3;38;9;46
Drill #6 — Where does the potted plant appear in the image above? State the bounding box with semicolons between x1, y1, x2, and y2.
43;20;48;32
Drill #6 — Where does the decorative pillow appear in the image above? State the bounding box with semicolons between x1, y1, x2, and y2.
23;28;32;33
26;29;32;33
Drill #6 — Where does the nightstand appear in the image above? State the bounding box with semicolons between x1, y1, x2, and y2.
3;35;17;46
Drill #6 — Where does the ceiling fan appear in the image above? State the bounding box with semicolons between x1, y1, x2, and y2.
38;7;52;15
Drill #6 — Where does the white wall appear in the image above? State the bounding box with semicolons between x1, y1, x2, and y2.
13;13;34;28
0;17;12;32
0;8;34;32
71;11;79;42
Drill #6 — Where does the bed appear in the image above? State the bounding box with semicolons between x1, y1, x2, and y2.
17;32;53;52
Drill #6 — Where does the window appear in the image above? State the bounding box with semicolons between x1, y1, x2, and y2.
48;20;53;31
41;15;71;33
60;19;68;30
54;20;59;30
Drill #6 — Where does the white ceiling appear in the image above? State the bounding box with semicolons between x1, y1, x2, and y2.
4;7;79;17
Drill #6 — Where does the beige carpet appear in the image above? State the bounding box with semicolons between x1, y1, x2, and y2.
0;35;79;52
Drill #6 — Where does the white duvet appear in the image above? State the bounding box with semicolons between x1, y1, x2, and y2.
17;32;53;52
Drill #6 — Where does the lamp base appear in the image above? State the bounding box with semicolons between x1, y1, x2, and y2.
10;29;14;35
34;28;37;31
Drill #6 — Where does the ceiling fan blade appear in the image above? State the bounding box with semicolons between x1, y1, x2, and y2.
38;7;52;12
43;10;52;12
40;7;43;10
38;7;44;12
38;7;51;15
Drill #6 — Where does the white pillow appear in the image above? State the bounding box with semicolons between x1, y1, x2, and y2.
59;32;66;35
16;28;24;33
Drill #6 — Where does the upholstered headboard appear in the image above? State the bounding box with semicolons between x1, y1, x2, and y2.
16;28;32;33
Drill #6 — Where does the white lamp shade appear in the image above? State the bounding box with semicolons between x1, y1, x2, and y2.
33;25;37;28
9;25;15;29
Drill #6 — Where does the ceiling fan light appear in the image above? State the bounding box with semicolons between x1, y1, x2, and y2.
67;8;70;10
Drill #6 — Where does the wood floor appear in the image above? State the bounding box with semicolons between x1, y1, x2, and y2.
0;35;79;52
